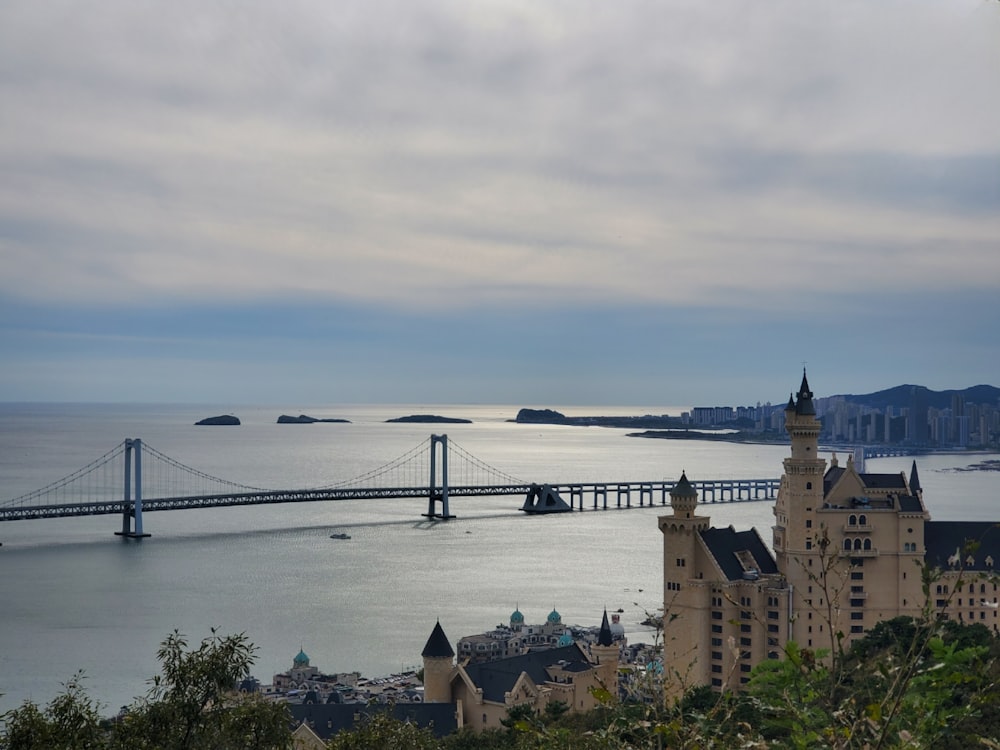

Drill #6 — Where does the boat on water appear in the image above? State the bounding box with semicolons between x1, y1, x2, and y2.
329;532;351;540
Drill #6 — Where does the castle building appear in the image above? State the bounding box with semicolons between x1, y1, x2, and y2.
661;370;1000;698
421;611;620;732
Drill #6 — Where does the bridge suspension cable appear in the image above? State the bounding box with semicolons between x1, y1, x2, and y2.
445;438;527;486
312;437;432;490
2;441;128;508
139;442;271;496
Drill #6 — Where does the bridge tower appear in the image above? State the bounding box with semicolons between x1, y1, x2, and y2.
423;434;455;520
115;438;151;538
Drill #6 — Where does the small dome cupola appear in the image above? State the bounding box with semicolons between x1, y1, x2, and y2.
670;471;699;516
510;607;524;625
293;649;310;668
547;607;562;624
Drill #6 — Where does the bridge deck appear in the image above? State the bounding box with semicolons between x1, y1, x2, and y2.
0;479;780;522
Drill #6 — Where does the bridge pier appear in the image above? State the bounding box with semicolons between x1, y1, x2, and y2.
115;438;151;539
423;434;455;520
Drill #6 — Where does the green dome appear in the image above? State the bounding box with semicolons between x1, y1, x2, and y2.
558;632;574;647
510;608;524;624
547;608;561;624
293;649;309;667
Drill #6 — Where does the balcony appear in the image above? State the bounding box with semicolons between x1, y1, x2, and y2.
840;548;878;558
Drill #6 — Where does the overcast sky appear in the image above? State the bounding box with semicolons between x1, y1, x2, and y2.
1;1;998;408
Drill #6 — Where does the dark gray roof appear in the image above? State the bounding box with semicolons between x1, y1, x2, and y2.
290;702;458;740
896;494;924;513
699;526;778;581
795;370;816;415
598;610;613;647
422;621;454;658
909;461;922;493
925;521;1000;572
462;643;591;703
859;472;907;490
824;466;846;496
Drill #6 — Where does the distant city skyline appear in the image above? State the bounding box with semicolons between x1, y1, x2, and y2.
2;2;997;406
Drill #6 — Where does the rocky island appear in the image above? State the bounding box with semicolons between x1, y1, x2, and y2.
276;414;351;424
386;415;472;424
195;415;240;426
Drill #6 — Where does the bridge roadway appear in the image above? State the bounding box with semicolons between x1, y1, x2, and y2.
0;478;780;522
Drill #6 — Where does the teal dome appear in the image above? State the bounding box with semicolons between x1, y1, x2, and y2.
547;608;561;624
510;608;524;624
558;632;574;647
293;649;309;667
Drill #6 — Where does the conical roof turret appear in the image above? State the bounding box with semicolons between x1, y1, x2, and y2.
598;609;614;647
794;368;816;416
909;460;922;494
421;620;454;658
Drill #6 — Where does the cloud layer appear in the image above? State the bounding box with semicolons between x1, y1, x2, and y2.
1;1;998;403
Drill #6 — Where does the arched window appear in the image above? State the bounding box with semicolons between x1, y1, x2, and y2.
844;539;852;551
849;515;857;526
859;514;867;526
863;538;872;551
806;482;812;490
854;538;863;550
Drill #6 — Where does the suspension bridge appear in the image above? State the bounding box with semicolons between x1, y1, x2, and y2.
0;435;780;537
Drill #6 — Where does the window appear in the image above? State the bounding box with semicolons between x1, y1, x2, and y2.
711;651;723;660
849;515;857;526
806;540;812;550
851;572;864;580
712;624;723;633
851;612;864;620
711;664;722;673
859;514;867;526
863;538;872;551
850;625;864;633
806;519;812;528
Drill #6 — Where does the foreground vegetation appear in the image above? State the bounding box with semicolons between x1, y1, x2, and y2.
4;614;1000;749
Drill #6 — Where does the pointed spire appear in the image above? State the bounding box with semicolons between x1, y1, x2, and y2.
673;471;697;497
909;460;922;494
421;620;454;658
794;369;816;416
598;609;614;647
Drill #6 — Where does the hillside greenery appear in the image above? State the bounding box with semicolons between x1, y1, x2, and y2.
5;613;1000;749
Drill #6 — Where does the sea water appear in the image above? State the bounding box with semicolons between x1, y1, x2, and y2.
0;402;996;714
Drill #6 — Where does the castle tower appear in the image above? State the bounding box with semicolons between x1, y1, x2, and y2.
773;370;826;569
590;609;620;689
421;620;455;703
659;472;711;698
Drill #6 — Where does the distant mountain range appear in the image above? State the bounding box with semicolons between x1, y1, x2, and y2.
822;384;1000;411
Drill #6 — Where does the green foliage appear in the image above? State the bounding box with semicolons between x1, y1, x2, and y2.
0;632;291;750
1;673;106;750
325;711;439;750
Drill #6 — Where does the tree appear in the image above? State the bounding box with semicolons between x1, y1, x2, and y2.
1;631;292;750
0;673;106;750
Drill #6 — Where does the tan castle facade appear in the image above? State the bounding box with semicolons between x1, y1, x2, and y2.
661;371;1000;698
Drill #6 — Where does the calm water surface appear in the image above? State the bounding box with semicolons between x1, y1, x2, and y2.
0;403;996;713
